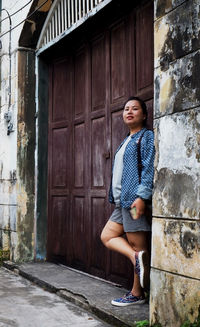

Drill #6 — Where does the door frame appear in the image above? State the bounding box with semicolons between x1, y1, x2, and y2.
35;56;49;260
34;0;154;269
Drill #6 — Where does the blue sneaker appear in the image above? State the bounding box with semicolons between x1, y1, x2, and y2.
135;251;150;289
111;291;145;306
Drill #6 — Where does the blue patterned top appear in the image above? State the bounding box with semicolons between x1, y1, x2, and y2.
109;128;155;209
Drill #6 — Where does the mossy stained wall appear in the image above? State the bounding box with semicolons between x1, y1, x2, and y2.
151;1;200;326
16;49;36;261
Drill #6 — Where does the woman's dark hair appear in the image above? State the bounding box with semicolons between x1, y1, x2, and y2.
123;96;148;126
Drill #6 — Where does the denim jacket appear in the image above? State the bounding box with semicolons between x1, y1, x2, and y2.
109;128;155;208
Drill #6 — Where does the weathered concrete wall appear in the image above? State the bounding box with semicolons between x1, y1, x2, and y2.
151;0;200;326
17;49;36;261
0;0;51;261
0;1;33;259
151;269;200;326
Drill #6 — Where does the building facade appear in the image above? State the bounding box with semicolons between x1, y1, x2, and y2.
0;0;199;326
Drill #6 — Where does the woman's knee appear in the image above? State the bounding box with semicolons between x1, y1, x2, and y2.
100;229;106;244
100;228;111;246
100;221;123;246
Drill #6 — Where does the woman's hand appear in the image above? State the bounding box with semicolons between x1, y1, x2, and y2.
130;198;146;219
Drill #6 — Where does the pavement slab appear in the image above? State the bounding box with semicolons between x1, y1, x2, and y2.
4;261;149;327
0;267;110;327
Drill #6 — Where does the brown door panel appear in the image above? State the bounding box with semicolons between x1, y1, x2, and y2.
47;1;153;288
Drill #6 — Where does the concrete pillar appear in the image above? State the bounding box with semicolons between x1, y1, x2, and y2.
16;48;36;261
151;1;200;326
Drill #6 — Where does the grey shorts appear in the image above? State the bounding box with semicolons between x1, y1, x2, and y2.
109;206;151;233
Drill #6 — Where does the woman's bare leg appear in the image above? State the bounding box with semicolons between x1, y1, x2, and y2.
101;222;150;294
101;221;136;264
126;231;150;296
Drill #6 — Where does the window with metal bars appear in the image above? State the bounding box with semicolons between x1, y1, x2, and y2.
37;0;106;50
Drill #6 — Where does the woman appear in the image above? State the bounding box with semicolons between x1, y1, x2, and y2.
101;96;155;306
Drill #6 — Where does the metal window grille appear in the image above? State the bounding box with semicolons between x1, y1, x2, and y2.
37;0;107;50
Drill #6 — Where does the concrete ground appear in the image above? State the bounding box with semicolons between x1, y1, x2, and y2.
3;261;149;327
0;267;111;327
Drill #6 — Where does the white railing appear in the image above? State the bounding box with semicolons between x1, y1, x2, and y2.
37;0;110;51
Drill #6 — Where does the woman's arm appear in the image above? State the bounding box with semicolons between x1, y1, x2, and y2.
131;131;155;219
136;130;155;201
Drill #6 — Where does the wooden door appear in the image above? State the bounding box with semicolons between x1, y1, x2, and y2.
47;1;153;288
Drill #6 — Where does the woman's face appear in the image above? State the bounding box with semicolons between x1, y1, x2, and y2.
123;100;146;129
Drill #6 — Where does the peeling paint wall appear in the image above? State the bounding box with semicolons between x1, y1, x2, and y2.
152;0;200;326
0;1;33;260
17;49;36;261
0;0;42;261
